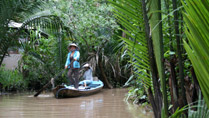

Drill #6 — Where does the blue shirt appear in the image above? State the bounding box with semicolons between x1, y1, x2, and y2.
65;51;80;68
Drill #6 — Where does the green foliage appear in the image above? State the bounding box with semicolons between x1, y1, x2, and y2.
49;0;126;87
171;92;209;118
0;0;68;90
188;99;209;117
0;0;45;65
125;86;146;104
109;0;151;89
50;0;118;58
0;0;65;66
50;0;118;47
170;106;187;118
0;65;27;91
19;31;69;90
183;0;209;108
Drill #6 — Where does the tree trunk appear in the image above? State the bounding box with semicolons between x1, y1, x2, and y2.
170;57;179;111
158;1;168;116
115;57;121;85
0;37;10;66
164;0;179;112
191;68;200;97
172;0;187;106
0;51;6;66
98;55;113;89
148;87;158;118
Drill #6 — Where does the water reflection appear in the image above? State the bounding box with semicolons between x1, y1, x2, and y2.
0;89;153;118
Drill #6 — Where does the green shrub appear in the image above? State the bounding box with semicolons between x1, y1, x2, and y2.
0;65;27;91
18;36;69;90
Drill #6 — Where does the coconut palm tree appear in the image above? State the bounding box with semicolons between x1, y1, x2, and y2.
110;0;209;117
109;0;166;117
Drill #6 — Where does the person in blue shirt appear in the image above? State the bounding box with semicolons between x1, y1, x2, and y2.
65;43;80;89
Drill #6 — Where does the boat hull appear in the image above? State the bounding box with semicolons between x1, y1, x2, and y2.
52;81;103;98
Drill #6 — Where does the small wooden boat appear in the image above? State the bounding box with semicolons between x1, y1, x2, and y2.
52;80;104;98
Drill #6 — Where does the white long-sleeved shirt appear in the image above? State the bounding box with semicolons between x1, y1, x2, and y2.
83;68;93;81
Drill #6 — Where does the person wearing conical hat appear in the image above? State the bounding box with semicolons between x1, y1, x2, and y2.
82;63;93;88
65;43;80;89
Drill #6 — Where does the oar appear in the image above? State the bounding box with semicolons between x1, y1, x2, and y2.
34;60;75;97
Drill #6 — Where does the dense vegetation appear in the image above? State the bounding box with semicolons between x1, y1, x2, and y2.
0;0;209;117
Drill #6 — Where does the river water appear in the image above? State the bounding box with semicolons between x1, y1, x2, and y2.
0;89;153;118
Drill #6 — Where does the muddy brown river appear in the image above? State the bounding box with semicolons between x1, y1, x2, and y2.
0;89;153;118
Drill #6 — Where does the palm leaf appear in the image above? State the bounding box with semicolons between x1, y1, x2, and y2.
183;0;209;108
0;0;67;66
109;0;151;89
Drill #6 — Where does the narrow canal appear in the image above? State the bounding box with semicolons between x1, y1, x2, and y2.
0;89;153;118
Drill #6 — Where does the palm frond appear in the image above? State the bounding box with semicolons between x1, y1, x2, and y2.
0;0;68;66
16;15;64;35
171;91;209;118
109;0;151;88
0;0;48;65
188;94;209;117
183;0;209;108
